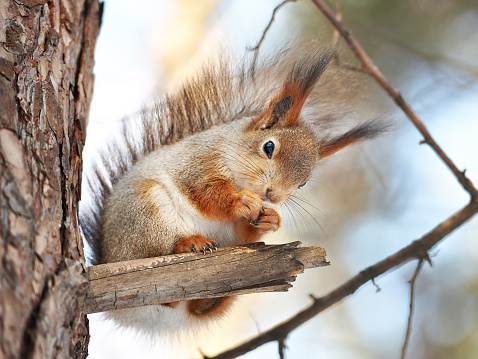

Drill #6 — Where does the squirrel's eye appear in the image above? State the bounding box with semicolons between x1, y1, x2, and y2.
263;141;275;159
298;182;307;189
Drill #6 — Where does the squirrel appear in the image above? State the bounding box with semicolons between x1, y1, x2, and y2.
80;47;385;335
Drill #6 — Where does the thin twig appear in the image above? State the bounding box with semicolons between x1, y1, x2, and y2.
400;258;424;359
371;278;381;293
333;58;367;73
310;0;478;200
248;0;297;76
331;0;342;45
278;339;286;359
207;201;478;359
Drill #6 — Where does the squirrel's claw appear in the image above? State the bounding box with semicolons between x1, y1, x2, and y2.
248;218;260;227
198;241;218;254
249;207;281;232
175;235;218;255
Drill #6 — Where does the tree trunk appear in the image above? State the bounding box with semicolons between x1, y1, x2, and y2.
0;1;101;358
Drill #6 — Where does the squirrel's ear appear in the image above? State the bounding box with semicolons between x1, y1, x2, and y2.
248;95;294;131
247;49;335;131
318;121;386;159
281;48;335;126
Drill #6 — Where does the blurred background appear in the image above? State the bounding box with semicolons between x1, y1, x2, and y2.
83;0;478;358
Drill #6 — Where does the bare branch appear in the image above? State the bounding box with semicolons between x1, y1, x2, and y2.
248;0;297;75
310;0;478;200
333;57;367;73
207;200;478;359
84;242;328;314
400;258;425;359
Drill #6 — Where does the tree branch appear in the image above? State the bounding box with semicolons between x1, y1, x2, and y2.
208;200;478;359
401;258;425;359
310;0;478;200
248;0;297;76
84;242;328;314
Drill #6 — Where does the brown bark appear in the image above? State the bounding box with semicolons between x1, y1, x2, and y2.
85;242;328;314
0;1;101;358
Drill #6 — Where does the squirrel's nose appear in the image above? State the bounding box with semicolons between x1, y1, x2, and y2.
264;187;287;204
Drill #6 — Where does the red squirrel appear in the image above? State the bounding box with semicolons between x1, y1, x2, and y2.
80;48;385;335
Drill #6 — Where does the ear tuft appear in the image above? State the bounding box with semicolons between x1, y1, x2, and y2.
282;48;336;126
261;95;294;130
318;121;390;159
248;95;294;131
246;48;336;132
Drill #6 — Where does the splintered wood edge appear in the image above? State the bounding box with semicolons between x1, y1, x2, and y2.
294;246;330;269
189;278;297;299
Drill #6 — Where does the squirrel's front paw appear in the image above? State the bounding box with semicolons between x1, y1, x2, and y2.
234;189;263;220
174;235;218;254
249;207;281;232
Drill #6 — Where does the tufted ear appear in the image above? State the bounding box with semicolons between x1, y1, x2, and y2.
248;95;294;131
280;48;335;126
247;49;335;131
318;121;386;159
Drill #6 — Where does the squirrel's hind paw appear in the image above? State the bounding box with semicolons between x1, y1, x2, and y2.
174;235;218;254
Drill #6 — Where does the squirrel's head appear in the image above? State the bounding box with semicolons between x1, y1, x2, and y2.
232;49;384;205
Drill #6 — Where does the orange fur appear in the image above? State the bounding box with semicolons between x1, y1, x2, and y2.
183;178;238;222
318;122;383;159
160;302;180;308
248;64;329;131
185;179;263;223
281;49;335;126
187;296;235;318
174;235;217;254
233;208;281;244
319;136;359;159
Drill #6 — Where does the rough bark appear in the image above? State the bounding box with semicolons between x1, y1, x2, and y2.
85;242;329;314
0;1;101;358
